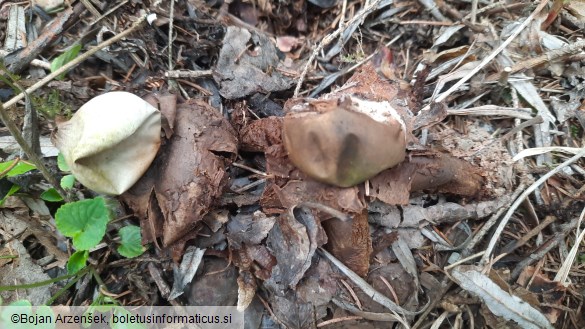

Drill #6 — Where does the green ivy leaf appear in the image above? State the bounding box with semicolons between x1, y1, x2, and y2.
67;250;88;274
0;160;36;178
57;153;70;172
40;188;63;202
55;198;110;250
50;44;82;80
60;174;75;189
117;225;144;258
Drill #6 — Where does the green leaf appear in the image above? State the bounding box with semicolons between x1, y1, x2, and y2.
40;188;63;202
55;198;110;250
0;160;36;178
67;250;88;274
60;175;75;189
50;44;82;80
0;184;20;206
57;153;70;172
117;225;144;258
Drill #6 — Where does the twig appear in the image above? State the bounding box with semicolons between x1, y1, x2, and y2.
443;251;485;271
0;50;50;70
397;20;453;26
418;0;449;21
470;0;479;24
0;157;21;177
339;0;348;30
554;207;585;285
0;103;69;202
500;215;557;255
510;217;579;280
472;115;543;156
4;3;85;73
317;315;363;327
232;162;270;177
461;0;508;22
318;248;416;316
295;202;351;222
89;0;129;26
293;0;381;97
466;182;527;254
481;147;585;265
418;0;549;113
487;38;585;82
165;70;213;79
511;87;525;159
447;105;533;119
3;14;152;110
331;298;403;322
168;0;175;71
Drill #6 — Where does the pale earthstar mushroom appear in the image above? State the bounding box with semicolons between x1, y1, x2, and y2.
52;91;161;195
283;95;407;187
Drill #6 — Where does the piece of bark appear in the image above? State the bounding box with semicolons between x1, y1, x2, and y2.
321;209;372;277
369;151;484;205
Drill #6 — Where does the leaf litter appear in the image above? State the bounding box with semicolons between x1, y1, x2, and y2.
0;1;584;328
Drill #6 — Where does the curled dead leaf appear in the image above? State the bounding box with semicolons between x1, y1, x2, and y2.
283;96;406;187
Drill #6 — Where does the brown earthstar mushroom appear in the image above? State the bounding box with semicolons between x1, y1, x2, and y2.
283;95;407;187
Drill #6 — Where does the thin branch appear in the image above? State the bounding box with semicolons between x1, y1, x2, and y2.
3;14;151;110
293;0;381;97
168;0;175;71
164;70;213;79
319;248;417;316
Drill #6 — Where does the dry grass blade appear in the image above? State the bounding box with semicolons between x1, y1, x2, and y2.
553;207;585;286
318;248;417;317
418;0;549;113
481;147;585;265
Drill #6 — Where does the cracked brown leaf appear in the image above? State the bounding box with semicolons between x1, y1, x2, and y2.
122;99;237;246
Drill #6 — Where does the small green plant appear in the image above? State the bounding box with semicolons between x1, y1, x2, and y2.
0;159;36;205
56;153;75;189
117;226;145;258
56;197;110;251
51;44;82;80
33;90;73;120
40;154;76;203
54;197;145;273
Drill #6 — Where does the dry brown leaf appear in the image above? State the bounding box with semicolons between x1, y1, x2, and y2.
239;116;283;152
122;99;237;246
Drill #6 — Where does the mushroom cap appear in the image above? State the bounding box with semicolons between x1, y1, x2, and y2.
53;91;161;195
283;98;406;187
